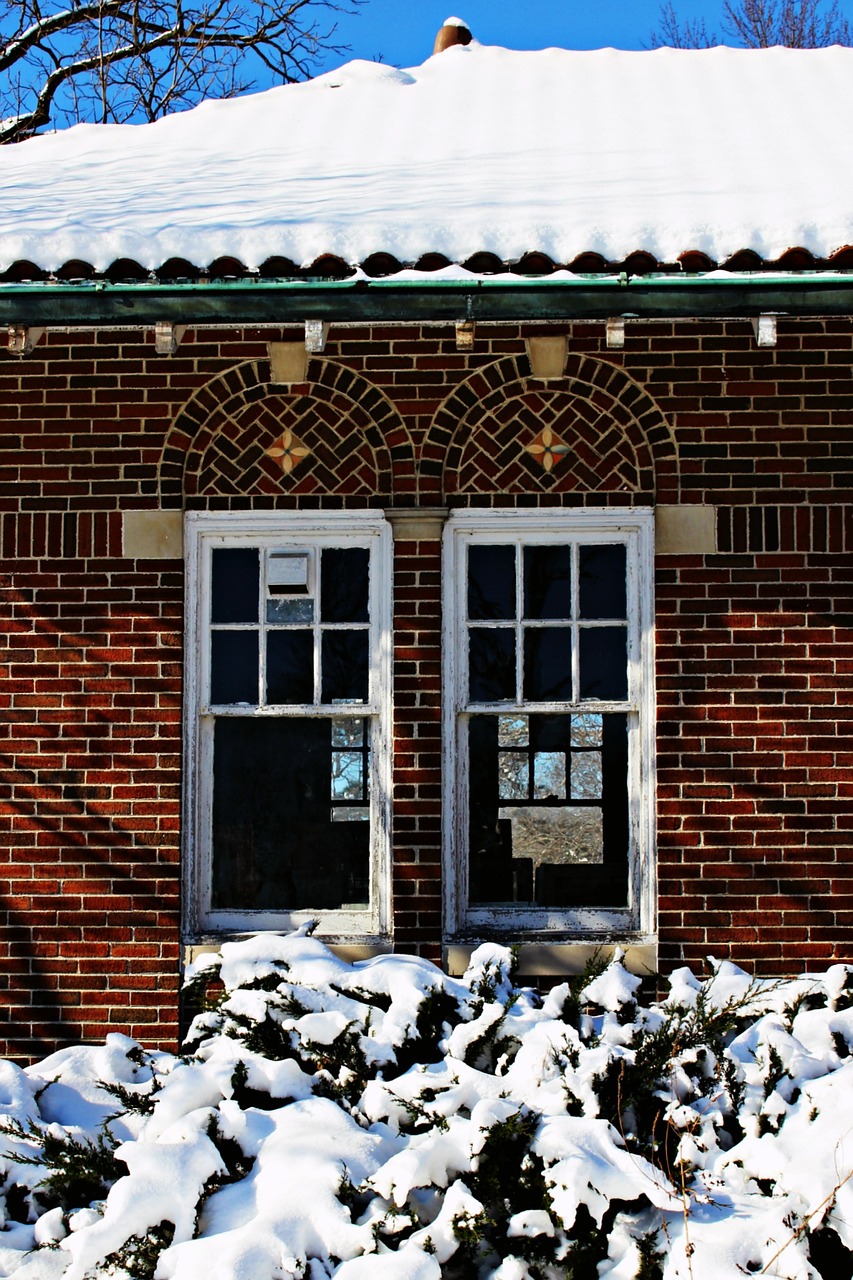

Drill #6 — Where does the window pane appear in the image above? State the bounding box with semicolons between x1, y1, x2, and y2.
498;754;529;800
322;631;369;703
469;627;516;702
267;630;314;704
498;714;528;746
332;752;364;800
267;597;314;625
533;752;566;799
211;548;259;624
571;752;603;799
579;544;627;619
211;717;370;911
571;712;603;747
210;631;258;705
468;545;516;620
332;718;364;748
579;627;628;700
523;545;571;620
523;628;572;701
321;548;369;623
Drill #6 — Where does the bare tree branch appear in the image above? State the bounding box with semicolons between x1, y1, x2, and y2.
0;0;360;142
650;0;851;47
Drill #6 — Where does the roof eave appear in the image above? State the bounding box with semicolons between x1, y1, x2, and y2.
3;272;853;327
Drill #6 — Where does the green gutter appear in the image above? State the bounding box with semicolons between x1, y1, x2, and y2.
2;272;853;327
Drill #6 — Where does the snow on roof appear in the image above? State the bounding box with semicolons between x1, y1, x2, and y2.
0;40;851;276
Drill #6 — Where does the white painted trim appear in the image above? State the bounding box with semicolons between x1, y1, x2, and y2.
442;508;657;942
183;510;392;942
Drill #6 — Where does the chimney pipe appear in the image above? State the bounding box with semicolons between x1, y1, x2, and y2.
433;16;472;54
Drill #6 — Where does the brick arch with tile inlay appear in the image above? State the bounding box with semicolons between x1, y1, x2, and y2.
421;353;677;505
158;358;415;509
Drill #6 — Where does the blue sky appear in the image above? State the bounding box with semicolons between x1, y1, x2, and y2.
315;0;734;69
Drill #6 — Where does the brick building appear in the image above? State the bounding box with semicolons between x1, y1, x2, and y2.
1;30;853;1059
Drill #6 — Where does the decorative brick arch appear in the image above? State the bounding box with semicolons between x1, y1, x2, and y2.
421;353;677;504
158;358;414;508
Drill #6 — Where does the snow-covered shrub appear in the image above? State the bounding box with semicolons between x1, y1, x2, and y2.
0;926;852;1278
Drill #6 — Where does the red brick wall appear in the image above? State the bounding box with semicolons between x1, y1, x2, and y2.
1;317;852;1058
656;552;853;974
0;521;182;1060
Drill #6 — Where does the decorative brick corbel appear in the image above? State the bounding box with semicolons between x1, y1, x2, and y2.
751;315;777;347
154;322;186;355
305;320;329;353
7;325;45;356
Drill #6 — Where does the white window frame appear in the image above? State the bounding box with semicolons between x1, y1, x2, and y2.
183;510;392;941
442;508;656;941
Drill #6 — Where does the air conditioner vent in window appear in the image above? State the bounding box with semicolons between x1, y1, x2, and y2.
268;550;310;595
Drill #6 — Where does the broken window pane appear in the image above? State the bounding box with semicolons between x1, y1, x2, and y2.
467;712;628;908
211;717;370;911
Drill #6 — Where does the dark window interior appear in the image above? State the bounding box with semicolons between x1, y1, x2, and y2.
467;712;629;908
211;717;369;911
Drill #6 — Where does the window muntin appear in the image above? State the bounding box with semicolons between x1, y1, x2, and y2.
186;513;391;939
444;511;655;938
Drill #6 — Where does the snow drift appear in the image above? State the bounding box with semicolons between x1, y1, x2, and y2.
0;929;852;1277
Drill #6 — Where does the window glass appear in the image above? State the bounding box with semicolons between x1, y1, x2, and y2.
452;519;649;933
211;547;259;624
190;518;388;938
267;630;314;705
579;544;627;619
579;627;628;700
522;628;572;702
210;632;258;705
469;627;516;702
321;547;370;623
468;545;516;619
523;545;571;620
321;631;370;703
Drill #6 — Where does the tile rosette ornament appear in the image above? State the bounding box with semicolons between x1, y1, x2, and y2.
265;428;311;475
524;425;570;473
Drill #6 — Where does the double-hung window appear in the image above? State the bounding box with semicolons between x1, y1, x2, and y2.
443;509;655;940
184;512;391;940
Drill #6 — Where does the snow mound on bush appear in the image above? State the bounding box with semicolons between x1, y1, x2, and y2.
0;931;851;1278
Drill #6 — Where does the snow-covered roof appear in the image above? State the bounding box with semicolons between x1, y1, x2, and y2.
1;40;852;279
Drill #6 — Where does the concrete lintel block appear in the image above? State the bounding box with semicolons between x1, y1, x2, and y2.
655;504;716;554
526;335;568;379
269;341;309;385
385;507;450;541
122;510;184;559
